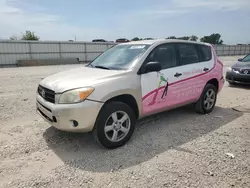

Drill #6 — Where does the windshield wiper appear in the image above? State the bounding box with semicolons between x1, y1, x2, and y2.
94;65;110;70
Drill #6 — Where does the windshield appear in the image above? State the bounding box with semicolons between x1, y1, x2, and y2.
89;44;151;70
242;54;250;62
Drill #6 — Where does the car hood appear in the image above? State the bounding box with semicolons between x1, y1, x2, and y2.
232;61;250;68
40;66;127;93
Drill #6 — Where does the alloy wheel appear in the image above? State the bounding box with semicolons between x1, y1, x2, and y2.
104;111;131;142
204;89;216;110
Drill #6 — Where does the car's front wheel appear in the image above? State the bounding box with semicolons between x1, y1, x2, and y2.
228;81;236;86
194;83;217;114
93;101;136;149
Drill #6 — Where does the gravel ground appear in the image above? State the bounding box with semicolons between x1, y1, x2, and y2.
0;56;250;188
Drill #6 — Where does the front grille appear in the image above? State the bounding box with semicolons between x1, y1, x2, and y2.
37;101;52;112
37;108;53;122
240;69;250;75
38;85;55;103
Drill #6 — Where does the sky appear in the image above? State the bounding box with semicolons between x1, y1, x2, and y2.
0;0;250;44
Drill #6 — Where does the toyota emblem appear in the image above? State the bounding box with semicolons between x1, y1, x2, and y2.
244;70;248;74
41;89;46;98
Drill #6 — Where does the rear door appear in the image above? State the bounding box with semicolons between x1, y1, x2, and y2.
174;43;215;103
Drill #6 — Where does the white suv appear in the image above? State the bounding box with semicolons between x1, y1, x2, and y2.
36;39;224;149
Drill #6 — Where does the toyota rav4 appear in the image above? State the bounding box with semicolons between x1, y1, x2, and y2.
36;39;224;149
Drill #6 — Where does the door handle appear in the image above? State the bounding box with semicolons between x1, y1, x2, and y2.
203;67;209;72
174;72;182;77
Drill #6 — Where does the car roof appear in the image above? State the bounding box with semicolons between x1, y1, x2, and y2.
118;39;211;46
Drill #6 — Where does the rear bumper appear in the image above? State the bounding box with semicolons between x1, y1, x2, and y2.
36;95;103;132
219;76;225;92
226;71;250;85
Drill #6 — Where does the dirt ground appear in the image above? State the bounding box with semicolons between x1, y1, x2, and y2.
0;56;250;188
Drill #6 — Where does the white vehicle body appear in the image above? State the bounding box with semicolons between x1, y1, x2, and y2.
37;39;224;148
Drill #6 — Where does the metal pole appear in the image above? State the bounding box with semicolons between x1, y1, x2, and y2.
28;42;32;60
59;42;62;59
84;42;87;64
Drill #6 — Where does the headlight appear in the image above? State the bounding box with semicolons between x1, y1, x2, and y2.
59;87;94;104
232;68;239;73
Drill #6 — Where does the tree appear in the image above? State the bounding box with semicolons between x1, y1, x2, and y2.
167;35;198;41
166;36;177;39
131;37;140;41
200;33;223;44
190;35;198;41
177;36;190;40
9;30;40;41
21;30;40;41
9;35;21;40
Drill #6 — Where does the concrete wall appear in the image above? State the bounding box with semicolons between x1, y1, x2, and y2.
17;59;79;67
0;40;249;66
0;40;115;66
215;45;250;56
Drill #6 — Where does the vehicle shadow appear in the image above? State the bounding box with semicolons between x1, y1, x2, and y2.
228;84;250;90
43;105;243;173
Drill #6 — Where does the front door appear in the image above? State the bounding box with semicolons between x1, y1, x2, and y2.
141;43;182;115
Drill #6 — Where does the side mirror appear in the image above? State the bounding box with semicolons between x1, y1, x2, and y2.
145;61;162;73
238;58;242;62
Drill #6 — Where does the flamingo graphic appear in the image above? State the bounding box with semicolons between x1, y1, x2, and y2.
148;72;168;106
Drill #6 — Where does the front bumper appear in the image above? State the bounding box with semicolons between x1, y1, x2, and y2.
226;71;250;85
36;95;103;132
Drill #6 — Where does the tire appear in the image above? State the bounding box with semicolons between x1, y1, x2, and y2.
93;101;136;149
194;84;217;114
228;81;236;87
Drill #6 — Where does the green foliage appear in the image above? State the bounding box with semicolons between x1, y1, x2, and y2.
177;36;190;40
200;33;223;44
21;31;40;41
9;35;20;40
190;35;198;41
131;37;140;41
166;36;177;39
131;37;144;41
166;35;198;41
9;31;40;41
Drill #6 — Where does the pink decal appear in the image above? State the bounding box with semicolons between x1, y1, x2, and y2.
182;68;203;76
142;51;224;115
147;72;169;106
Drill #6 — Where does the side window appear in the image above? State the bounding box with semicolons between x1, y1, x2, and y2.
147;44;177;69
198;45;212;62
178;44;199;66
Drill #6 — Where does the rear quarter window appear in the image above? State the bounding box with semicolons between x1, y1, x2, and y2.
198;45;212;62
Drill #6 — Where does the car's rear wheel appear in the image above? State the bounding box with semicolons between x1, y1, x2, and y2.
194;84;217;114
93;101;136;149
